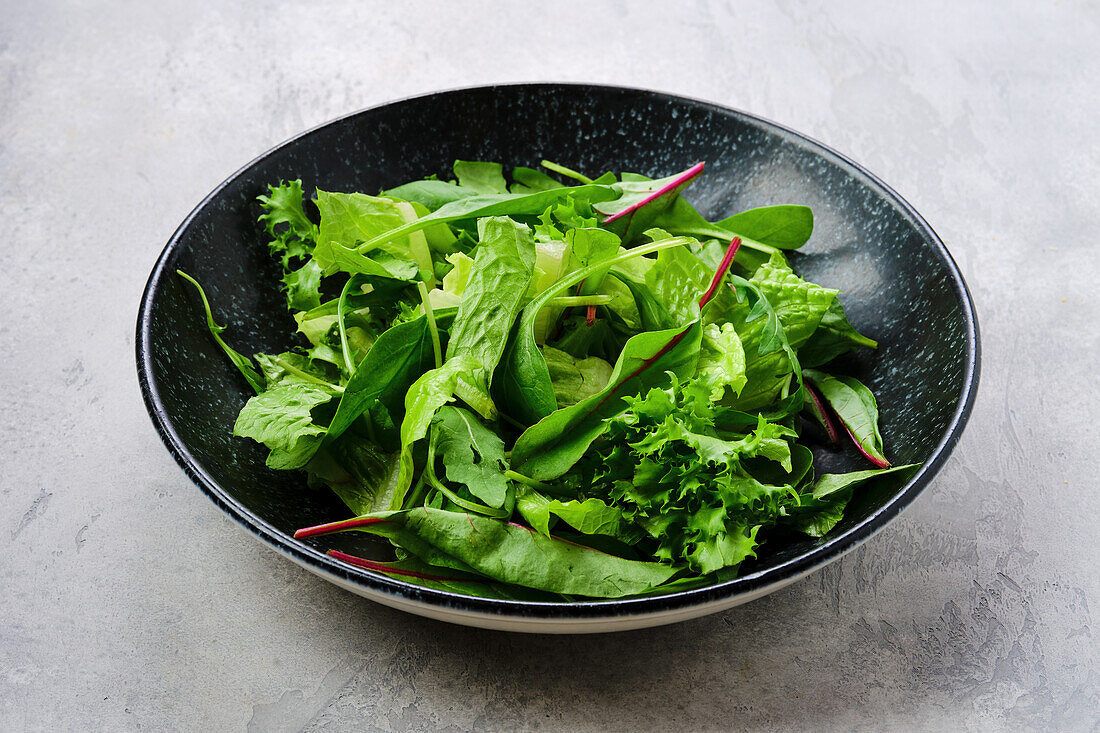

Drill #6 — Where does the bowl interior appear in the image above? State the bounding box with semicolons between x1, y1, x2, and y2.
139;84;976;612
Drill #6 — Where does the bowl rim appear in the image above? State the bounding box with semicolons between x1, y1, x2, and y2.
136;82;980;622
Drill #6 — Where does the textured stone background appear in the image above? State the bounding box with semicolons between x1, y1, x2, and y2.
2;1;1098;731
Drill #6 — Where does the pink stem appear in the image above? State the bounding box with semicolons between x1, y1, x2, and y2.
327;550;481;582
698;237;742;309
804;381;840;445
842;423;891;468
585;304;597;327
603;161;706;223
293;516;390;539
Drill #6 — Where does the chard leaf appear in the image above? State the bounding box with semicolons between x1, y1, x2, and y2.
177;271;264;393
804;370;889;467
798;299;878;367
453;160;509;194
432;406;510;509
510;320;703;481
368;508;677;597
594;162;704;243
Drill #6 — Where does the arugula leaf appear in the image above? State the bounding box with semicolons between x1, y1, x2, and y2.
804;370;890;467
176;271;264;393
453;160;509;194
362;508;677;597
432;406;510;509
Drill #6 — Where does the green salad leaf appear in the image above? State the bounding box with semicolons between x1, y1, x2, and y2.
185;159;912;601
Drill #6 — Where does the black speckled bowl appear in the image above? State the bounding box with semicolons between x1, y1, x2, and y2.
136;84;979;633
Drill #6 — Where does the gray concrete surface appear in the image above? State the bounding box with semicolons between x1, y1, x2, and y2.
2;1;1098;730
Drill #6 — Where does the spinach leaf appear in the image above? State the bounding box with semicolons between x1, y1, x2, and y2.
511;166;565;194
453;160;509;194
804;370;890;467
716;206;814;249
323;313;444;447
368;508;677;597
355;184;618;253
432;406;510;509
652;199;811;251
176;271;264;393
392;355;480;509
446;216;536;415
798;299;878;367
785;464;919;537
382;179;477;211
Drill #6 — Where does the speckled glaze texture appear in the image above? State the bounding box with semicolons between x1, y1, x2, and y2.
137;84;978;631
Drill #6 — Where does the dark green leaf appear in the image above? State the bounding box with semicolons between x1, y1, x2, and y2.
804;370;889;466
373;508;677;597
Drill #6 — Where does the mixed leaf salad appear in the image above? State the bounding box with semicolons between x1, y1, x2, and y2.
180;159;917;600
